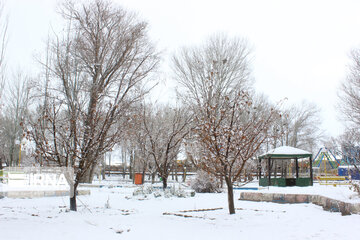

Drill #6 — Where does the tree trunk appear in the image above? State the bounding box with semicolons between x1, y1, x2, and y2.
89;163;96;182
151;172;156;184
79;166;94;183
108;152;111;177
225;177;235;214
142;168;146;184
162;176;167;189
70;184;77;211
175;168;178;182
129;151;133;181
182;167;186;182
101;165;106;180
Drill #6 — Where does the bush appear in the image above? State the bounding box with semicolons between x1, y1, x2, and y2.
349;181;360;197
191;171;222;193
132;184;195;199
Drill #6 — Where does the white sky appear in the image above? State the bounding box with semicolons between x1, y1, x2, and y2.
5;0;360;138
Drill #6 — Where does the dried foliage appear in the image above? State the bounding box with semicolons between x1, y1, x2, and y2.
173;34;278;214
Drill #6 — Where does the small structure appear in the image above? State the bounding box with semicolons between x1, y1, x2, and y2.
258;146;313;187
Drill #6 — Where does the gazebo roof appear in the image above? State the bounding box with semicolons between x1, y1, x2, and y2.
258;146;312;159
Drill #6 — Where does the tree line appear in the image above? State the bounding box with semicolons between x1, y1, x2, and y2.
0;0;325;214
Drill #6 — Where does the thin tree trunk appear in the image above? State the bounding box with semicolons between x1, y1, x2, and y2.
101;155;106;180
162;176;167;189
108;152;111;177
175;167;178;182
141;167;146;184
182;167;186;182
225;177;235;214
151;172;156;184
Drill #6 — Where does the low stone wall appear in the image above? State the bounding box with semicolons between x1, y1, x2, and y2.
0;189;90;199
239;192;360;215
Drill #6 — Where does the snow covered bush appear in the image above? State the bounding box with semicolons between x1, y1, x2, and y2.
132;185;155;196
131;184;194;199
164;185;193;198
191;171;222;193
349;181;360;197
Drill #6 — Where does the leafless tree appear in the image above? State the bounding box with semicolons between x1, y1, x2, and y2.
339;48;360;127
139;103;192;189
173;34;278;214
337;47;360;171
30;0;159;211
127;110;156;183
0;71;31;167
265;101;322;153
337;128;360;171
0;0;8;105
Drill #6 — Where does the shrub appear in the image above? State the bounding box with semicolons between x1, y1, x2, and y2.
191;171;222;193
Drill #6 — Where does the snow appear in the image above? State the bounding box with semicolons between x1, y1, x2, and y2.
1;180;360;240
260;146;311;157
242;181;360;203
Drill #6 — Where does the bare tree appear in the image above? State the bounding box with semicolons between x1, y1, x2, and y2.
0;0;8;104
0;71;31;167
173;34;278;214
30;0;159;211
139;104;191;189
337;47;360;170
266;101;322;153
127;110;155;183
339;48;360;127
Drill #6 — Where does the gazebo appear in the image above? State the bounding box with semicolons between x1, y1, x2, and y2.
258;146;313;187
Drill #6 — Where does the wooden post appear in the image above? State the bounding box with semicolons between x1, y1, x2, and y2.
258;158;261;179
310;156;313;185
295;157;299;179
268;157;271;186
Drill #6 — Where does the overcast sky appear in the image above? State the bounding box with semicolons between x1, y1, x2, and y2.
5;0;360;139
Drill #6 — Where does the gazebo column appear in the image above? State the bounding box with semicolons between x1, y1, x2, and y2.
310;156;313;185
258;159;261;179
268;157;271;186
295;157;299;179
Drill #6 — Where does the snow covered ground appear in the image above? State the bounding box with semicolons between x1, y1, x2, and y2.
1;180;360;240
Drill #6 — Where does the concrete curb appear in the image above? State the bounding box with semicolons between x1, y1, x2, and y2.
239;192;360;215
0;189;90;199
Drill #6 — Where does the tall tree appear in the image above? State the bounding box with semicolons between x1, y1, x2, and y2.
337;47;360;173
339;48;360;127
173;34;278;214
0;0;8;105
30;0;159;211
0;71;31;167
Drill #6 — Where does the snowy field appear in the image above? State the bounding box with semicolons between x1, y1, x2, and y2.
1;180;360;240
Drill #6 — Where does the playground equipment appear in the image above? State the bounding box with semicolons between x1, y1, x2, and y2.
312;147;340;177
312;147;360;184
338;166;360;180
